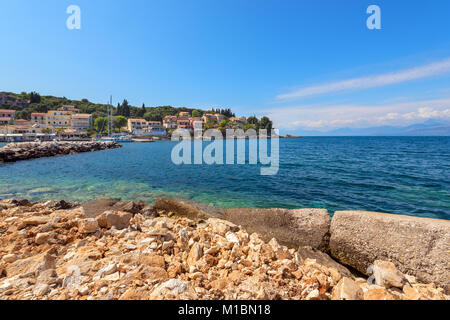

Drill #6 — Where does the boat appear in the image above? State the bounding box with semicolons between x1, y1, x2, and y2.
132;137;155;143
95;96;134;143
97;135;134;143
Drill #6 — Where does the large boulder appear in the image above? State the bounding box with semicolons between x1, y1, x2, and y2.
330;211;450;293
96;211;132;230
297;246;352;278
82;199;120;218
223;208;330;251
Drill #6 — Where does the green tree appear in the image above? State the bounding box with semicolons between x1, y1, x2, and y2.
29;91;41;103
259;116;273;131
121;99;130;117
247;116;259;125
192;109;201;118
94;117;106;133
113;116;128;131
243;123;257;131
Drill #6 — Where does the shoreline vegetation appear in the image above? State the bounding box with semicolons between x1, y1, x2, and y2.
0;197;448;300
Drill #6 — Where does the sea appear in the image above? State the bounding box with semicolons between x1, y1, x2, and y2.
0;137;449;220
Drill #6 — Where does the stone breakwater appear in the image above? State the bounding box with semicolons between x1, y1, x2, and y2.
0;141;121;163
0;198;448;300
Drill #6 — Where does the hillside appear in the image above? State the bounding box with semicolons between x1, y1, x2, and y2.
0;91;235;122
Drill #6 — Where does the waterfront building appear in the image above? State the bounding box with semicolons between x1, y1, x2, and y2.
163;115;177;129
45;110;72;129
146;121;166;135
177;119;190;128
178;111;190;120
31;113;46;128
189;117;202;128
202;113;216;123
215;114;225;122
70;114;93;132
0;109;16;125
230;116;246;124
127;118;148;134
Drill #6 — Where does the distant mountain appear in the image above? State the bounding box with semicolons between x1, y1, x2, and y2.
289;119;450;136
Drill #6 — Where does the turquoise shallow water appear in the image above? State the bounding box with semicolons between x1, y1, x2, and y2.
0;137;449;220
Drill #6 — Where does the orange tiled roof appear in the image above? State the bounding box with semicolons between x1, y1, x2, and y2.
0;109;16;114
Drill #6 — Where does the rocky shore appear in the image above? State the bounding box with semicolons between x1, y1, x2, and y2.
0;141;121;164
0;198;448;300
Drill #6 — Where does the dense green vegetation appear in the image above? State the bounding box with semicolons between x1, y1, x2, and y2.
0;92;237;122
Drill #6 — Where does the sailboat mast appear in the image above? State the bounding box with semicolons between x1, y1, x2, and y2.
109;95;113;138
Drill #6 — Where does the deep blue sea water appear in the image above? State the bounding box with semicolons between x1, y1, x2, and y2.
0;137;449;220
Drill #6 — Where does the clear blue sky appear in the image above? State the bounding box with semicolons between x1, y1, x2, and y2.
1;0;450;132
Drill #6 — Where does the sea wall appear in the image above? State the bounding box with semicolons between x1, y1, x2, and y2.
0;141;121;163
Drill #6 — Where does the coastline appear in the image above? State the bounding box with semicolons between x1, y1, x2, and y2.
0;197;448;300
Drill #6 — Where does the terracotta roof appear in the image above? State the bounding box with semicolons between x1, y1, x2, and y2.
14;119;29;122
31;113;46;117
0;109;16;114
129;119;146;122
0;117;11;121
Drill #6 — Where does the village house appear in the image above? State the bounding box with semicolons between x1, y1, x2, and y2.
0;123;51;142
202;113;216;123
177;119;192;132
127;118;148;134
146;121;166;135
163;115;177;129
189;117;202;128
230;116;247;124
178;112;190;120
45;110;72;129
215;114;225;122
31;113;46;128
70;114;93;132
0;109;16;125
